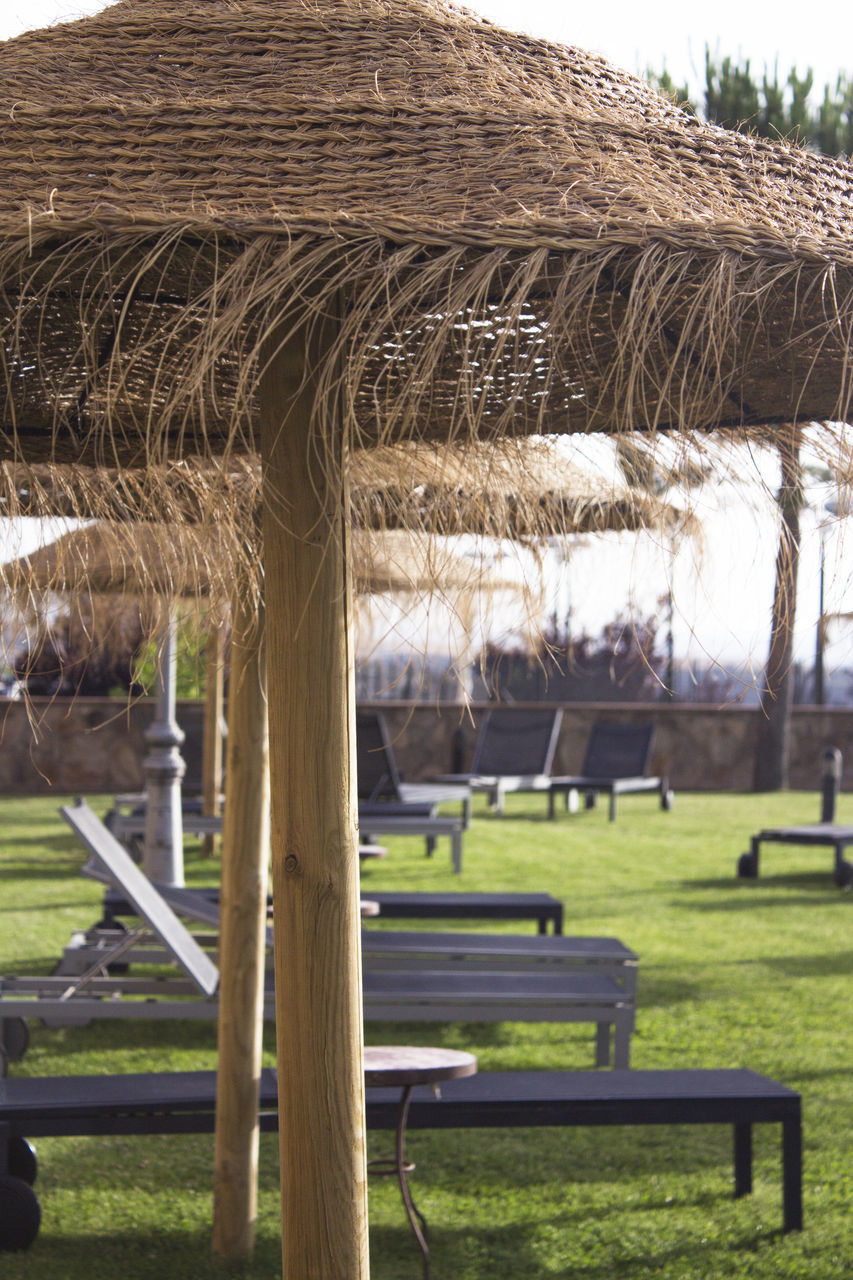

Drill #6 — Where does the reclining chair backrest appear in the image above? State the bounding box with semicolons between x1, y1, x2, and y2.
582;722;654;778
356;711;403;802
60;800;220;996
471;708;563;776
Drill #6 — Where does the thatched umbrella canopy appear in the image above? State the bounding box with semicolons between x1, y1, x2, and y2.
3;2;853;1275
1;4;853;460
1;435;675;536
1;516;534;634
2;520;238;602
352;438;679;537
1;520;242;887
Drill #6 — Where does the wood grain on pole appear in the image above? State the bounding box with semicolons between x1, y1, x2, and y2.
260;318;369;1279
211;589;270;1261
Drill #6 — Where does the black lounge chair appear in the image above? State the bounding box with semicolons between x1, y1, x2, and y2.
434;706;563;813
0;1064;802;1252
357;711;471;818
738;754;853;886
357;711;470;869
547;721;673;822
0;803;631;1073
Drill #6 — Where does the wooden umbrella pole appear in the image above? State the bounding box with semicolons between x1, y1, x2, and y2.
201;620;226;856
260;319;368;1280
211;586;269;1261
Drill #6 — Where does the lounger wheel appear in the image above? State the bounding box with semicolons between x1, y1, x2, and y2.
834;859;853;888
738;850;758;878
1;1017;29;1064
661;789;674;811
7;1138;37;1186
0;1173;41;1250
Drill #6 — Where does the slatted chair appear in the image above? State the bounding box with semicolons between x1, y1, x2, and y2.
357;711;470;869
548;721;674;822
434;706;563;813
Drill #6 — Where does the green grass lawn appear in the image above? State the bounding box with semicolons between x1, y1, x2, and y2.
1;790;851;1279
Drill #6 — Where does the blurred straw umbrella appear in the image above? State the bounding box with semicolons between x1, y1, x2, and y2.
1;438;682;825
3;1;853;1272
0;437;681;1255
0;494;550;1261
2;521;241;886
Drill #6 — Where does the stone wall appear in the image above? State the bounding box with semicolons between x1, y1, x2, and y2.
359;702;853;794
2;696;852;795
0;698;205;796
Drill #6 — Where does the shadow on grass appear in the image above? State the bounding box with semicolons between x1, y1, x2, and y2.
673;875;847;907
0;953;81;974
629;973;703;1005
2;1229;284;1280
766;951;853;977
3;1210;790;1280
366;1021;530;1049
364;1211;784;1280
0;896;98;915
397;1124;738;1191
786;1064;853;1083
19;1019;219;1064
1;828;81;848
0;863;86;884
477;808;553;825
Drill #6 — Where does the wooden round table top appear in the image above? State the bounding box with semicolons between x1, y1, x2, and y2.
363;1045;477;1087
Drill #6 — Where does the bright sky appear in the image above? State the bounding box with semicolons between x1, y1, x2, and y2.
475;1;852;104
3;0;853;687
3;0;851;103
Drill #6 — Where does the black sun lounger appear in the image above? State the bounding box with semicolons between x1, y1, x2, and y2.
738;824;853;886
99;886;566;935
433;707;563;813
365;891;564;933
0;804;629;1071
357;711;470;870
360;930;637;996
0;1066;801;1251
547;721;673;822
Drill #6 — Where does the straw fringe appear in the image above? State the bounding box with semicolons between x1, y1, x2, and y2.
0;0;852;475
0;0;851;613
3;228;852;482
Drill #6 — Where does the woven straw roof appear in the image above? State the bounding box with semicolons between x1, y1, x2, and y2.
0;515;517;593
0;436;676;540
1;0;852;470
0;439;667;667
0;522;239;601
1;519;535;684
352;439;679;536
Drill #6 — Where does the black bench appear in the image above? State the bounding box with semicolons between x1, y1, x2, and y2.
100;887;566;935
369;1068;802;1233
738;824;853;887
365;892;565;934
0;1066;801;1250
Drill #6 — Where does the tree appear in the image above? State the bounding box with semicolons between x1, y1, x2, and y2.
752;428;803;791
649;55;850;787
649;50;853;156
482;610;666;703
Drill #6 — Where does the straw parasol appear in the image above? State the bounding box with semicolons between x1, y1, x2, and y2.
2;520;241;886
3;3;853;1275
1;436;676;537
